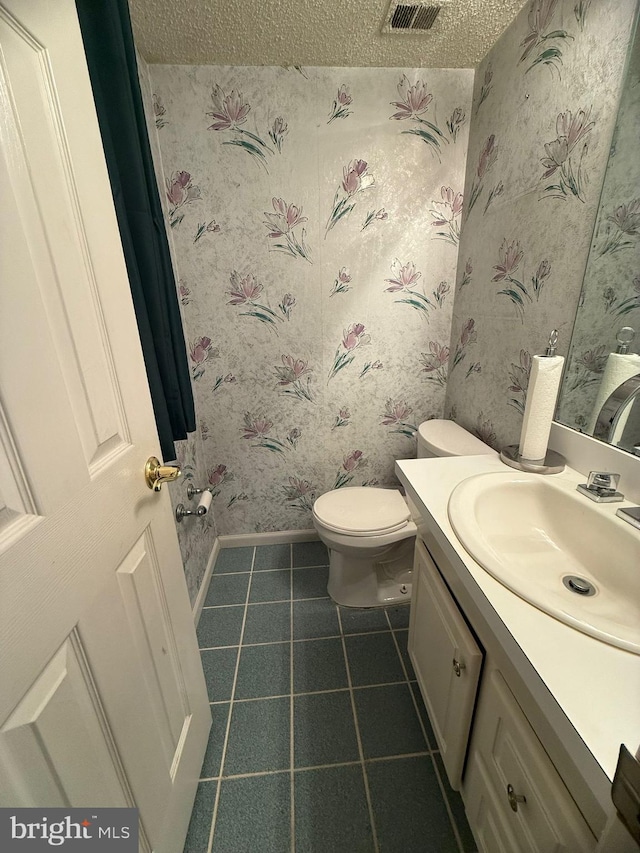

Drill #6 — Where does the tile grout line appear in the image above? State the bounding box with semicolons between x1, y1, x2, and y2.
197;750;434;784
207;679;414;704
384;611;467;853
336;606;380;853
289;543;296;853
206;546;256;853
199;626;396;650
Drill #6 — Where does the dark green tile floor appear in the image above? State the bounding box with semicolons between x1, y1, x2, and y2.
184;541;477;853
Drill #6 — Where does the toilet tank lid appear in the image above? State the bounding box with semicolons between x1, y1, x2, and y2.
417;419;494;456
313;487;410;534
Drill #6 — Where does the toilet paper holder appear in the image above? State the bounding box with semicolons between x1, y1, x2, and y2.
175;484;212;522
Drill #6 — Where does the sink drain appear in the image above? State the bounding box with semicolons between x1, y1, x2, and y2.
562;575;596;596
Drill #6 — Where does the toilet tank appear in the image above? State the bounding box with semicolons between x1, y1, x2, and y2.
416;419;495;458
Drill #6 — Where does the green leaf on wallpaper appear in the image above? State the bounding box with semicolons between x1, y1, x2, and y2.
401;128;441;158
526;48;563;73
497;288;526;312
415;117;448;142
223;138;269;170
543;30;571;40
396;296;431;314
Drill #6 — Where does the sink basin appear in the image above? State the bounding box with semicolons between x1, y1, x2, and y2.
448;472;640;654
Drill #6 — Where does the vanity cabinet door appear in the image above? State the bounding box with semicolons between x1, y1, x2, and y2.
464;669;596;852
409;538;483;790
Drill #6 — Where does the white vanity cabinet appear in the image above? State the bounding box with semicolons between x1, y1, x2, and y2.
408;538;482;790
409;536;597;852
464;668;596;852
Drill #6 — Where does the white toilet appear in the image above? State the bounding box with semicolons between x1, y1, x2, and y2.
313;419;495;608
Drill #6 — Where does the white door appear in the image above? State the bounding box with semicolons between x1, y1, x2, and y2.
0;2;211;851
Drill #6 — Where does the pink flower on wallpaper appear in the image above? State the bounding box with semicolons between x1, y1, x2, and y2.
166;170;200;207
438;186;464;218
359;360;383;379
384;260;422;292
556;109;594;152
283;476;317;512
279;293;296;319
241;414;273;440
430;186;463;245
189;336;218;380
390;75;433;120
333;449;367;488
274;355;314;402
276;355;310;385
381;400;413;425
381;399;417;437
330;267;353;296
331;406;351;431
207;85;250;131
343;450;364;472
341;159;373;196
328;324;371;381
492;240;524;281
342;323;370;351
477;135;498;179
208;464;228;487
269;117;289;152
607;199;640;234
190;336;214;365
460;319;477;346
540;109;594;201
227;272;264;304
265;197;308;236
328;85;353;123
420;342;449;387
362;208;389;231
263;198;312;262
179;282;191;305
336;84;352;107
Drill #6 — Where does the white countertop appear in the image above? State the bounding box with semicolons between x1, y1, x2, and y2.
396;454;640;785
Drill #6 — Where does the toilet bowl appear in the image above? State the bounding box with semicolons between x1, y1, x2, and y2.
313;419;496;608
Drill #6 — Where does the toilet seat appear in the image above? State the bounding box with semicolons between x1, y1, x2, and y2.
313;487;410;536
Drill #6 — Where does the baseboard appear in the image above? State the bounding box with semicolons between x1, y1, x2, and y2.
192;537;220;626
217;529;319;548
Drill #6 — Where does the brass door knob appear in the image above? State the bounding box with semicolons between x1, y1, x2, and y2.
145;456;181;492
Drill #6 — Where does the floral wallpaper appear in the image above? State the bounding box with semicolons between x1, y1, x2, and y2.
444;0;638;450
138;55;217;604
556;11;640;432
146;64;472;534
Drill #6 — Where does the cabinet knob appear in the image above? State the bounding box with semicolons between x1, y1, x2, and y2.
452;657;465;677
506;783;526;813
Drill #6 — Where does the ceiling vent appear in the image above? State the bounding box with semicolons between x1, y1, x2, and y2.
383;0;452;34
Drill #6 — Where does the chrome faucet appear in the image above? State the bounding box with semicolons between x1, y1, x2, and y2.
576;471;624;503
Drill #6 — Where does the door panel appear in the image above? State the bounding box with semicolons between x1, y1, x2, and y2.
0;635;131;808
0;2;210;850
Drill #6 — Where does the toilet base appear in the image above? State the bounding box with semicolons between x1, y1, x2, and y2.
327;538;415;608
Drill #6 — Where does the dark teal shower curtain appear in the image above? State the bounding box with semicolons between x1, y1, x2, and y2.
75;0;195;461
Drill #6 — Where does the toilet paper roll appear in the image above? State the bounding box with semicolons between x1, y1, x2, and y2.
519;355;564;462
586;352;640;435
197;489;213;515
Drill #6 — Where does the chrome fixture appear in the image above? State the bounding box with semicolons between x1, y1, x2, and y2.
500;445;566;475
594;372;640;448
616;506;640;531
175;481;213;522
576;471;624;503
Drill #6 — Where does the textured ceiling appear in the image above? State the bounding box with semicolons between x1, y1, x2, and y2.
130;0;529;68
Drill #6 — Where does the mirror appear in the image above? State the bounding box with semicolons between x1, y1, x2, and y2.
555;8;640;455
